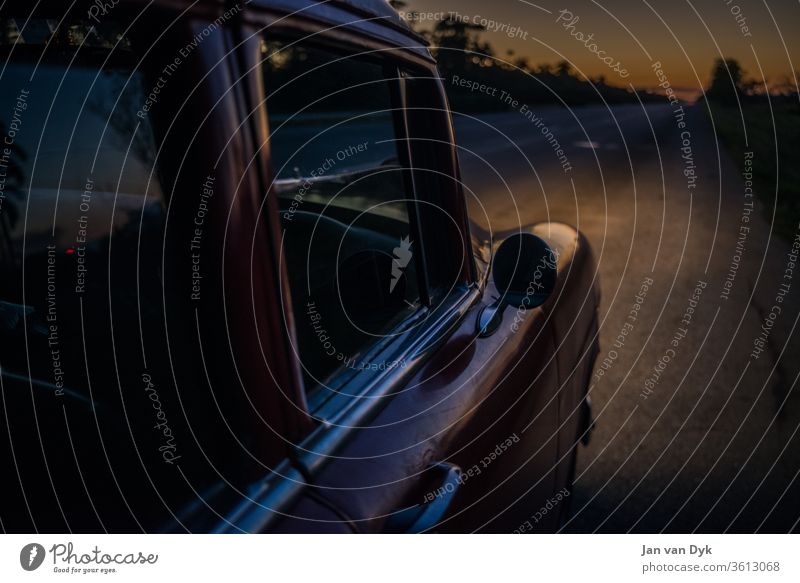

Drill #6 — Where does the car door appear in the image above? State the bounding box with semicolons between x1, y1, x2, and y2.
224;10;587;534
0;2;315;532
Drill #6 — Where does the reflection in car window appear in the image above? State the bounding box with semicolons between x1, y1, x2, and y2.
0;24;164;387
262;40;421;388
0;19;214;531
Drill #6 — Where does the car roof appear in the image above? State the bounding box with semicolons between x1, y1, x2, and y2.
249;0;432;60
2;0;433;62
322;0;410;27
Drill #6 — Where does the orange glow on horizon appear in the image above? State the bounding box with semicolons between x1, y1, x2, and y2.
402;0;799;96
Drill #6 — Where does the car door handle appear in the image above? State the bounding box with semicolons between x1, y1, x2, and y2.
383;462;462;533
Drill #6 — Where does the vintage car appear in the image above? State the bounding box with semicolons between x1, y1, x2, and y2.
0;0;599;532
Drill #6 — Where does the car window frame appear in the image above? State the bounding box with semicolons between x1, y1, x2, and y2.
248;23;482;417
213;13;487;532
259;35;437;401
401;66;478;290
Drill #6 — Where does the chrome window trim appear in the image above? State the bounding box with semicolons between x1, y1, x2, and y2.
214;283;481;533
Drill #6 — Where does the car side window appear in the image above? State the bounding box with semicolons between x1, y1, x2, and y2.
262;40;422;389
0;17;229;531
0;21;170;417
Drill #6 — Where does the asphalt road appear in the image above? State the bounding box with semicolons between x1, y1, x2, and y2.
454;103;800;533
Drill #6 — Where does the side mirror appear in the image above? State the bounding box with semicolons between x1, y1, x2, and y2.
477;233;558;337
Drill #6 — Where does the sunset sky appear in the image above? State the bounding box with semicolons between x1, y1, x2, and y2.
403;0;800;97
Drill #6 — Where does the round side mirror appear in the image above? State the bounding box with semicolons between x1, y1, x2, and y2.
492;233;557;310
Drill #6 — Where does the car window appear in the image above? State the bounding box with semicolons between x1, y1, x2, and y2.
0;18;223;531
262;40;421;388
0;18;164;387
402;72;473;296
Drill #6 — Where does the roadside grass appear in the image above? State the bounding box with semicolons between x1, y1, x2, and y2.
704;98;800;240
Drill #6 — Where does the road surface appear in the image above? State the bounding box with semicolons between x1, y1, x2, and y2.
454;103;800;533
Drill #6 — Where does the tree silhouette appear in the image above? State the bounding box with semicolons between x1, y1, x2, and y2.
556;60;573;77
536;63;556;76
427;17;494;75
707;58;745;104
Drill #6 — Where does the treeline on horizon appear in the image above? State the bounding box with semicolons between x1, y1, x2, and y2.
703;58;800;240
702;58;798;106
398;6;798;113
400;12;663;112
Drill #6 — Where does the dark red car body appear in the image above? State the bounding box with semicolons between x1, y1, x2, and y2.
0;0;599;532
